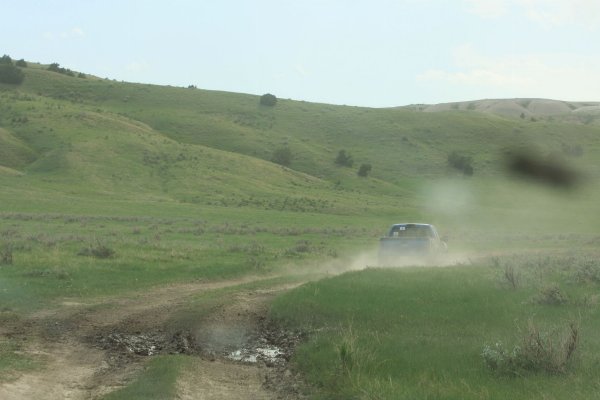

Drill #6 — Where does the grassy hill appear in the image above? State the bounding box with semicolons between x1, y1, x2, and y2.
0;62;599;248
408;98;600;124
2;63;599;223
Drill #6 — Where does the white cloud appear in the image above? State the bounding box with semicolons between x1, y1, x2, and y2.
294;64;308;77
518;0;600;29
418;68;531;87
464;0;509;18
126;61;150;73
43;27;86;40
417;44;600;100
464;0;600;30
70;27;85;37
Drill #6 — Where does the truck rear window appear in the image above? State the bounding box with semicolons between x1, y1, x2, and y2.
390;225;433;238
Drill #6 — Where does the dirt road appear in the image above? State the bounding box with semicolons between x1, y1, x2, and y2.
0;275;308;399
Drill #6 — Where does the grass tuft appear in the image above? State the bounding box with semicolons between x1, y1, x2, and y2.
0;242;13;265
503;264;519;289
77;241;115;259
337;325;357;373
572;259;600;284
533;284;568;305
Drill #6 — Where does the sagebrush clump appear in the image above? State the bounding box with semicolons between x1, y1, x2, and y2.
77;242;115;259
447;151;474;176
0;242;13;265
482;321;578;376
533;284;568;305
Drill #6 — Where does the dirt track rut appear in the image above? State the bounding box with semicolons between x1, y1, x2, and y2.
0;276;307;400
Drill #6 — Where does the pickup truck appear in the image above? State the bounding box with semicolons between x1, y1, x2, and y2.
378;223;446;264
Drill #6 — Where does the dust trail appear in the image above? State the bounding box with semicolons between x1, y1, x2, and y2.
292;247;475;279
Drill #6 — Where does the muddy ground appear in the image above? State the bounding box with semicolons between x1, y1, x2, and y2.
0;276;309;399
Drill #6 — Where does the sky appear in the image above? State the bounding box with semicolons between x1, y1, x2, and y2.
2;0;600;107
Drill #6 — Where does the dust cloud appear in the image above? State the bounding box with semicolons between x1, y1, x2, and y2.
289;248;474;281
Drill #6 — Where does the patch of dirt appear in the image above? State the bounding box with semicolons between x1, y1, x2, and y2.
172;287;308;399
0;341;107;400
177;359;273;400
0;277;309;400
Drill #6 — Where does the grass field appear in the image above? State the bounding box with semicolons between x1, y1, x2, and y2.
271;250;600;399
1;61;599;398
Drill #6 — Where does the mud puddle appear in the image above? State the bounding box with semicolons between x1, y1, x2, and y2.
94;330;197;356
225;322;304;367
228;346;283;364
1;280;309;399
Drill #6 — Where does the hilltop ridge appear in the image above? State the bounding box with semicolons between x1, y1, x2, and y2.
406;98;600;122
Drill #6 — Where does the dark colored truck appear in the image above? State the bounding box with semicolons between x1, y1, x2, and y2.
378;223;446;264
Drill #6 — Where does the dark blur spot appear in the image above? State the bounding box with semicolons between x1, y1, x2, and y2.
506;151;580;189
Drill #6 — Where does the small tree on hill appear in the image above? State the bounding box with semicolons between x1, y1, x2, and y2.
272;146;292;166
15;59;27;67
447;151;474;176
47;63;76;77
0;55;12;65
260;93;277;106
0;64;24;84
48;62;61;72
357;163;372;177
335;150;353;167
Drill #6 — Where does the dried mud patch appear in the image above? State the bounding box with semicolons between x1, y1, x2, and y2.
175;287;310;398
1;280;309;399
93;329;198;356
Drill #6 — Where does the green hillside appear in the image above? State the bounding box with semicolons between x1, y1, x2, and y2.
17;65;600;181
1;62;599;227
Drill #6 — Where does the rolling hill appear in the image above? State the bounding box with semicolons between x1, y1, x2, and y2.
1;62;599;226
408;98;600;123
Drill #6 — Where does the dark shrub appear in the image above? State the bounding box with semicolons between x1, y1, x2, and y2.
357;163;372;177
47;62;76;77
335;150;353;167
448;151;474;176
260;93;277;106
48;63;61;72
272;146;292;166
0;55;12;65
0;65;24;84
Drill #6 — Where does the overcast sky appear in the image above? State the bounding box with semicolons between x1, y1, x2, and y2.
3;0;599;107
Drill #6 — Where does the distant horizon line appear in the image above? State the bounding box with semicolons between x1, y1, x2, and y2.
14;59;600;109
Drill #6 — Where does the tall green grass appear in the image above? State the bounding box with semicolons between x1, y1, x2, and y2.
271;254;600;399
